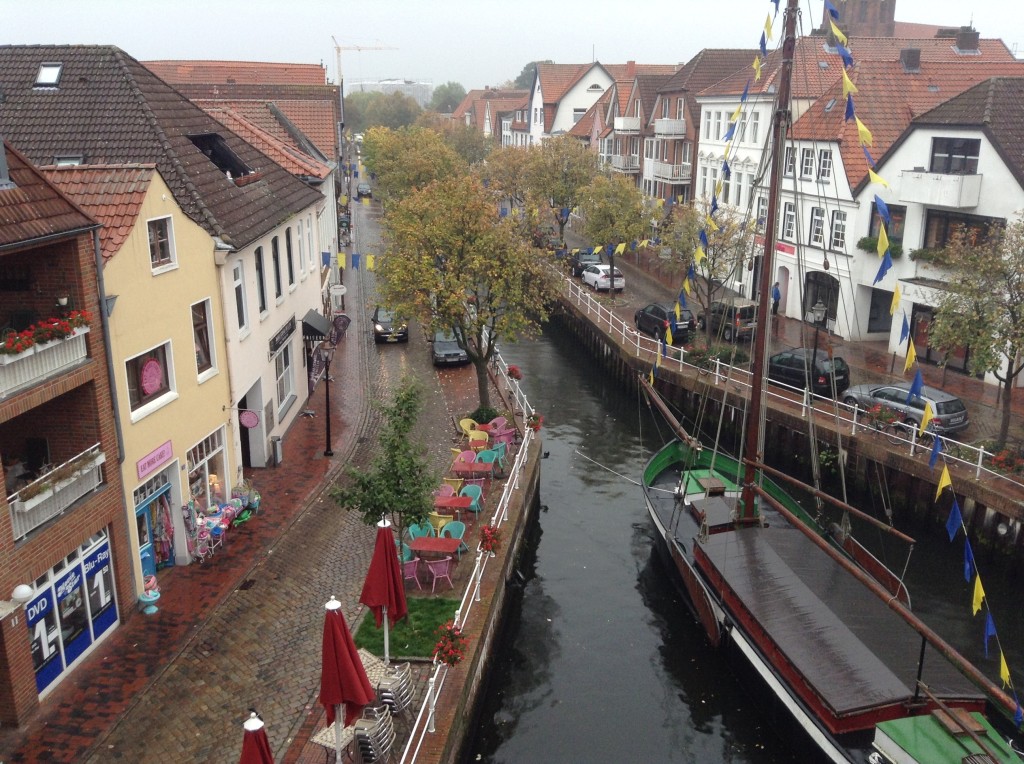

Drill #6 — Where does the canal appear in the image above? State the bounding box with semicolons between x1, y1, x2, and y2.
465;320;1024;763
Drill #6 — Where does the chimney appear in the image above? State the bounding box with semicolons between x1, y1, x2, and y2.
626;60;636;78
956;28;980;53
900;48;921;72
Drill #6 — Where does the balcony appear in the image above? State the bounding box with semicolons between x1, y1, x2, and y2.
0;327;89;399
7;443;106;540
898;171;982;209
654;118;686;138
613;116;640;134
610;155;640;173
652;161;692;183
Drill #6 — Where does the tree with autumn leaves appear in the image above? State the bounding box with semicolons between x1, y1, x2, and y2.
378;174;560;409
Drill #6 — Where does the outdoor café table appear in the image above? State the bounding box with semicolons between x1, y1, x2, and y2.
433;495;472;520
450;461;494;479
408;536;463;559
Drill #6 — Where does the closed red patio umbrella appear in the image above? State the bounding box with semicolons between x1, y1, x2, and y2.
359;519;408;664
238;711;273;764
319;596;375;759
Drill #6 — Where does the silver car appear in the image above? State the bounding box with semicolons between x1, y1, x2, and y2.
842;382;969;435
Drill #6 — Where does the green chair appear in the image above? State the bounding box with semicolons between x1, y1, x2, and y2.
394;539;414;563
407;522;435;540
459;484;483;516
440;520;470;559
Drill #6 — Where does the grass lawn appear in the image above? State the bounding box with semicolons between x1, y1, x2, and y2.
355;597;460;659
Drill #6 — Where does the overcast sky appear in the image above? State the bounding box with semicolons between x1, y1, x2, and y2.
4;0;1021;92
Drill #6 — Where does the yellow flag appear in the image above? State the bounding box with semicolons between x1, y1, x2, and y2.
706;215;720;232
904;341;917;373
890;284;901;315
639;240;650;249
830;19;848;46
1000;651;1011;687
366;254;375;271
571;248;580;254
869;168;889;188
731;103;742;122
764;14;773;40
973;575;985;615
665;326;674;346
856;116;873;146
919;402;934;436
337;252;345;269
648;369;654;385
674;302;681;320
842;68;858;98
656;198;665;208
935;465;951;501
677;195;684;205
694;245;706;263
614;242;626;255
753;55;763;81
654;349;661;368
683;277;692;296
714;179;724;196
877;226;889;258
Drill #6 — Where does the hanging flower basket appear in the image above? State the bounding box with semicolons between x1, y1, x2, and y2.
0;311;91;358
434;620;468;667
480;524;501;555
507;364;523;381
526;413;544;432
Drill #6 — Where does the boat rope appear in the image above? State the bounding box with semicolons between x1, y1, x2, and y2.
572;449;641;486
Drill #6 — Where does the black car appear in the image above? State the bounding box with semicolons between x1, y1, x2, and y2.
569;250;603;277
356;182;372;199
767;348;850;397
429;330;469;366
634;303;696;345
370;306;408;343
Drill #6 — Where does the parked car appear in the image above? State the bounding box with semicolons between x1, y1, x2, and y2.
635;303;697;345
569;250;603;277
356;182;372;199
698;298;758;342
370;306;408;343
429;330;469;366
842;382;970;435
581;263;625;292
767;348;850;397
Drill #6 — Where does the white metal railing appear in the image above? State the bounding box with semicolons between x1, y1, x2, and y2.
651;160;692;183
401;359;536;762
7;443;106;540
0;327;89;399
613;116;640;133
561;277;1023;492
610;154;639;172
654;117;686;137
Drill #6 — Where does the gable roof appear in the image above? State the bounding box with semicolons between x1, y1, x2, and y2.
452;88;529;132
659;49;760;95
0;45;323;250
0;141;97;251
568;89;612;140
634;74;673;120
143;60;328;86
40;164;155;261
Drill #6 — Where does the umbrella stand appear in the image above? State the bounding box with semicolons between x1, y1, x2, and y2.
326;597;346;761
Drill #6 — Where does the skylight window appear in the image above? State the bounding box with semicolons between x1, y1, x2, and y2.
35;63;63;87
187;133;252;180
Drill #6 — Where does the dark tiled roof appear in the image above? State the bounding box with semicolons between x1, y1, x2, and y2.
0;45;323;250
40;164;154;261
0;141;97;250
659;49;759;95
635;74;672;121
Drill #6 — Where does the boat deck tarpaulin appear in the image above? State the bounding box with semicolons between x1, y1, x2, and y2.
698;524;980;723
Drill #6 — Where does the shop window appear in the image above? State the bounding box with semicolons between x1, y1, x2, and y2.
126;343;173;412
275;345;294;412
924;210;1002;249
191;299;214;375
148;217;175;271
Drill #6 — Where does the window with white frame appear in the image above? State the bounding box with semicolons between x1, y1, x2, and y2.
661;98;669;118
809;207;825;246
713;111;723;140
681;142;691;164
534;107;538;123
700;165;709;197
285;228;295;287
703;111;711;140
126;343;173;412
148;217;175;270
784;146;795;176
750;111;760;144
191;299;214;374
271;236;282;298
307;214;315;271
275;345;293;410
830;210;847;250
297;219;305;274
677;98;685;120
782;202;796;241
232;262;248;333
573;108;585;123
756;196;768;232
818;149;833;181
254;246;267;313
721;173;731;204
800;148;815;178
634;100;641;118
644;139;655;160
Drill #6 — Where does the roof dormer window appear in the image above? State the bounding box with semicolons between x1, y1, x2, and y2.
35;63;63;88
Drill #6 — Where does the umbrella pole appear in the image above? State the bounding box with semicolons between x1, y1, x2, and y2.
334;703;344;758
383;606;390;665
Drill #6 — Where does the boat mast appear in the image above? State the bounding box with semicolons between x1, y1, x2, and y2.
741;0;799;521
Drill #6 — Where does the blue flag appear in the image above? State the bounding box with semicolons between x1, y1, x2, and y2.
699;230;709;250
1015;692;1023;726
964;538;975;583
862;145;877;168
984;612;997;658
874;194;891;226
741;80;750;103
678;291;687;308
760;32;767;57
687;265;697;281
722;159;732;179
669;316;678;334
837;43;854;69
723;122;736;141
845;94;855;122
900;312;910;344
630;240;638;251
351;253;361;270
872;250;893;284
710;194;719;216
929;435;943;469
824;0;840;19
946;498;962;541
906;369;924;403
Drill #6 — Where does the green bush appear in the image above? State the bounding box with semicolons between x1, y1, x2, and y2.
469;405;499;424
857;236;903;259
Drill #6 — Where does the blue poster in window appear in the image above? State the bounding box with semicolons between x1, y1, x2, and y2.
55;566;92;667
84;542;118;637
26;589;61;693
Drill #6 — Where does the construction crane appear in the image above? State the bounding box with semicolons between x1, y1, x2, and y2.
330;37;397;89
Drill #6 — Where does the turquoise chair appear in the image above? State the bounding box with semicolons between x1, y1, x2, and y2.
475;449;499;471
459;484;483;516
395;539;414;563
440;520;470;559
408;522;436;540
490;441;508;472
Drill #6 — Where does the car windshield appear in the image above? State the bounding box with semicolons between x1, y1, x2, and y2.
434;330;458;343
819;357;848;372
377;309;395;322
936;398;966;415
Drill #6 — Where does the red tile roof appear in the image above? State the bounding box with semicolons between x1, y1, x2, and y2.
0;142;97;251
199;107;331;180
568;90;612;141
143;60;328;86
40;164;155;261
452;89;529;133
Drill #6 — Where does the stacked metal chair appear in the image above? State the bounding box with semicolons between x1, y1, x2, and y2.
353;705;396;763
377;662;415;733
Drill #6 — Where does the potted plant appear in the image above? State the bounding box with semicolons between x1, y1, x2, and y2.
526;413;544;432
480;524;501;556
0;329;36;361
506;364;523;381
434;620;468;667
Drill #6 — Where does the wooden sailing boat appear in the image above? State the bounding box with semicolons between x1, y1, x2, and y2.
641;2;1023;761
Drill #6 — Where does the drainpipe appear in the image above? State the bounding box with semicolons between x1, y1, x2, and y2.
93;228;125;466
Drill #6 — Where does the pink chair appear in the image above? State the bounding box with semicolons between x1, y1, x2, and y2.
424;556;454;592
403;557;422;589
434;484;456;498
454;450;476;466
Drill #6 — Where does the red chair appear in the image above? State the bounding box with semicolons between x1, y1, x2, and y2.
424;556;454;593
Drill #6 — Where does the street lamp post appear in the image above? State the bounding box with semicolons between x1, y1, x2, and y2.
323;344;337;457
811;298;826;373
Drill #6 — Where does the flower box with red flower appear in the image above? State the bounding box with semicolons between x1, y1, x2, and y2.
434;620;468;667
480;524;501;555
507;364;523;381
526;413;543;432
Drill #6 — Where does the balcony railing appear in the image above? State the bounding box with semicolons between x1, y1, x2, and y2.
0;327;89;399
610;155;640;173
613;116;640;133
7;443;106;540
652;161;692;183
654;118;686;137
898;170;982;209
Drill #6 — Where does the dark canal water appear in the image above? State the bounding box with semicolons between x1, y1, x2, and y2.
464;321;1024;763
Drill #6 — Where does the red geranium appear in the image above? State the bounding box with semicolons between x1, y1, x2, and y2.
434;621;468;667
0;330;36;355
480;524;501;554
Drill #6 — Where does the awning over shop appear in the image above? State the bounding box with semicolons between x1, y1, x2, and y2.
302;309;332;340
